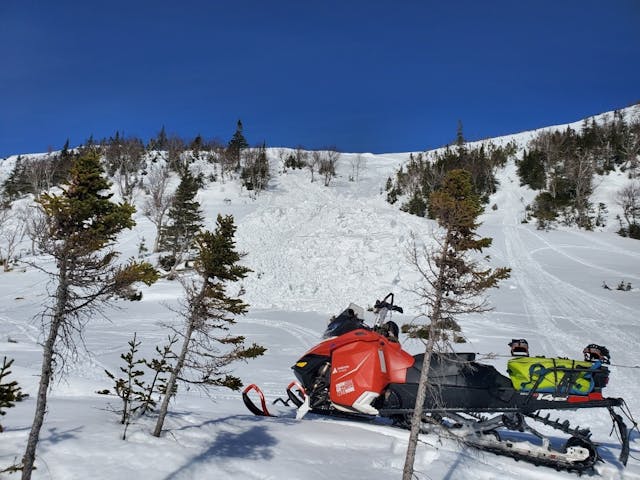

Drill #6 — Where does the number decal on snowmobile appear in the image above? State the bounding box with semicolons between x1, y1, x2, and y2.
535;393;569;401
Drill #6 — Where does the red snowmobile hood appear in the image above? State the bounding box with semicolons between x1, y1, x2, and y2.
303;328;410;359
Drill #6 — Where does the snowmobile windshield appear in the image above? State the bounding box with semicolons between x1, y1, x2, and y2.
322;307;367;339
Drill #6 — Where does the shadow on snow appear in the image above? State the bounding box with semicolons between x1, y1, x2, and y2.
164;420;279;479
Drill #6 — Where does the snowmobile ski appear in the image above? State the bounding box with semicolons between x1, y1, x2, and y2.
242;381;306;417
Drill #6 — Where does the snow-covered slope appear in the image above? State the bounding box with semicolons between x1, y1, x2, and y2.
1;109;639;479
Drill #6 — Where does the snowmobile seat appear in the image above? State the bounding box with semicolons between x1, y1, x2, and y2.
398;354;516;410
406;353;471;384
406;353;512;389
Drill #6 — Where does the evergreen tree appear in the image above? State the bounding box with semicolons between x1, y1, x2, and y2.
153;214;265;437
402;169;510;480
517;149;546;190
141;335;179;414
104;333;147;440
401;192;427;217
52;140;75;186
61;138;70;156
21;151;158;480
1;357;26;433
103;333;178;439
227;120;249;171
189;134;204;153
522;111;640;228
241;143;270;192
387;137;516;216
159;169;204;278
455;120;465;147
532;191;559;229
149;126;169;151
2;156;30;200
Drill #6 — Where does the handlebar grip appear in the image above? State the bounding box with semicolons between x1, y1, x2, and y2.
375;299;403;314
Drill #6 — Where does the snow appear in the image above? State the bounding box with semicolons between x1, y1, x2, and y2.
1;110;640;479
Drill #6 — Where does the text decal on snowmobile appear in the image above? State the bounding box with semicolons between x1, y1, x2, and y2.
335;380;355;396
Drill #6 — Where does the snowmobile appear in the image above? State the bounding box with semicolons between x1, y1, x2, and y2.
243;294;634;473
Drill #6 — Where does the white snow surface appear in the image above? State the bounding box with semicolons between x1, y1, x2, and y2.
1;110;640;479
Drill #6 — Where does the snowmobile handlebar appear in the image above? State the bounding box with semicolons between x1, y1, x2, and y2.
374;297;403;314
371;294;403;332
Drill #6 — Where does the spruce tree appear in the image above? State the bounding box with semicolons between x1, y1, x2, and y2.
140;335;178;414
227;119;249;171
1;357;26;433
103;332;178;439
149;126;169;151
387;137;516;216
153;214;265;437
159;169;204;278
52;141;75;187
21;151;158;480
455;120;465;147
402;169;510;480
104;333;147;440
517;149;546;190
2;156;30;200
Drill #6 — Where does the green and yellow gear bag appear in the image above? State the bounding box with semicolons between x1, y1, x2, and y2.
507;357;601;395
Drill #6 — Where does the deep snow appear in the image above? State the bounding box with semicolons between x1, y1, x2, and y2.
1;109;640;479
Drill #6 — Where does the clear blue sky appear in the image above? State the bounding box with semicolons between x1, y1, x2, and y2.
1;0;639;158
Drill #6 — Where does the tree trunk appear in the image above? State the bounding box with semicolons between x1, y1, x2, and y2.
22;262;68;480
152;322;193;437
402;334;436;480
403;234;449;480
167;242;188;280
152;226;161;254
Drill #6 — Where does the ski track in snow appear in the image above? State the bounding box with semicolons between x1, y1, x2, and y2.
525;230;640;282
494;163;640;360
241;317;321;349
0;313;40;343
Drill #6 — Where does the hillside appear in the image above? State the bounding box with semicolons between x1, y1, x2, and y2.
1;109;639;479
